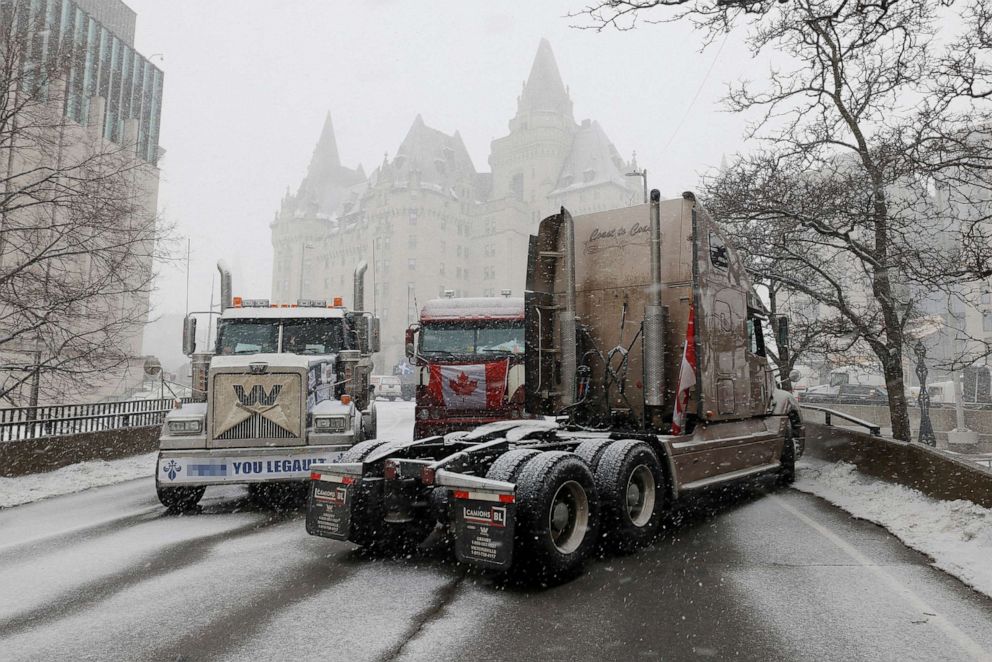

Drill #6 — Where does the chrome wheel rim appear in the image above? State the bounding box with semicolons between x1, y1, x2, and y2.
548;480;589;554
625;464;656;527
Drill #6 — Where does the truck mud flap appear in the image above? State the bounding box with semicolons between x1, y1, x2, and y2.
451;493;516;571
306;478;355;541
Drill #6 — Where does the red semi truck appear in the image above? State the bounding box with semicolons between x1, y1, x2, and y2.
405;297;530;439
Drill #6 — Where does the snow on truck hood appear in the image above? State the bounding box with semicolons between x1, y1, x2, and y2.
209;353;337;370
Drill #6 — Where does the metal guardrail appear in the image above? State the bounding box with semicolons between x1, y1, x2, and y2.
0;398;185;442
799;404;882;437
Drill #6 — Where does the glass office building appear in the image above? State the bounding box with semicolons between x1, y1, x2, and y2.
8;0;163;164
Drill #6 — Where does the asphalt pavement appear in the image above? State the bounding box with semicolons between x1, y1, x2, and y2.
1;401;991;662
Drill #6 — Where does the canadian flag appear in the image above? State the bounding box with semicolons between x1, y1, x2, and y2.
671;305;697;435
429;359;509;409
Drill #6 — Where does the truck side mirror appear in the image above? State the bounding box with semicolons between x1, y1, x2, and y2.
776;315;789;350
182;317;197;356
405;325;418;360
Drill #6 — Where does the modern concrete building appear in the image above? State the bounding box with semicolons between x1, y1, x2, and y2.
271;40;640;368
0;0;163;405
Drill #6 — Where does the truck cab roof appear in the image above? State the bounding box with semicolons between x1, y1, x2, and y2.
220;306;346;320
419;297;525;322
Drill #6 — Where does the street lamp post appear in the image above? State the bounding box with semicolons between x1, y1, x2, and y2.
625;167;648;204
914;341;937;446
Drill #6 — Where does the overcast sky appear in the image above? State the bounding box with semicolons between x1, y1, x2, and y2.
128;0;763;330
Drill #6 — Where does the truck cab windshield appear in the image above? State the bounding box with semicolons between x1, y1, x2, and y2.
282;319;346;355
216;318;347;356
420;322;524;358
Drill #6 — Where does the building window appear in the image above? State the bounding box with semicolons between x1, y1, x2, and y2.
408;258;416;270
409;209;418;225
408;234;416;249
511;173;524;201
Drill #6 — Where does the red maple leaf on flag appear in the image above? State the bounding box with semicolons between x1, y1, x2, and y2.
449;371;479;396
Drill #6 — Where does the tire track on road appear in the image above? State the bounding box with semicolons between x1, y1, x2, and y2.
0;507;161;563
0;512;295;637
153;548;369;661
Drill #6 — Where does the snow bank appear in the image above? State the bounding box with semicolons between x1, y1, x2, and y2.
795;460;992;599
0;452;155;508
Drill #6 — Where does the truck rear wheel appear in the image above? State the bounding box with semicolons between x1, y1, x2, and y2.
594;440;665;552
513;451;600;582
574;439;613;473
157;486;205;513
485;449;542;483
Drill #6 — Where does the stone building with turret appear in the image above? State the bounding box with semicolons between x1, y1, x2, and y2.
270;40;639;368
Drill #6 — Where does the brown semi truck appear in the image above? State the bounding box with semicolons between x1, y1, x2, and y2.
305;191;804;580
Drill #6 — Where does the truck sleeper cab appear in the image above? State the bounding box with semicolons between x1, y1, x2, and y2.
156;262;379;511
306;193;803;581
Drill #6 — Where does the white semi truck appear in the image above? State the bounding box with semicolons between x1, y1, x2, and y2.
156;262;379;511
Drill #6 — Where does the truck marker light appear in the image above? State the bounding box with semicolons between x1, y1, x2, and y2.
232;296;243;307
333;296;343;307
340;394;351;405
421;466;436;485
451;490;515;503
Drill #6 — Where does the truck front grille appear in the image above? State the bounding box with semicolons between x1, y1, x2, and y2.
216;415;297;440
211;372;302;440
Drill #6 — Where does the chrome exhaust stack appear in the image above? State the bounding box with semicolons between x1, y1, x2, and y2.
353;261;368;312
559;208;578;407
643;189;666;413
217;260;233;312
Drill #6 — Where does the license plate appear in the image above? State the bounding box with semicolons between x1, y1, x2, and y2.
305;479;354;540
452;498;516;570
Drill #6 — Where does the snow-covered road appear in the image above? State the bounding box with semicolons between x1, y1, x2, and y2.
1;402;991;661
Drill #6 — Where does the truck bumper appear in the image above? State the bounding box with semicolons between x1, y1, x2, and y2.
156;445;353;487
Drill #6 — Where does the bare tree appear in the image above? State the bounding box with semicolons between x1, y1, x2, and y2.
574;0;992;440
0;3;171;406
698;1;992;441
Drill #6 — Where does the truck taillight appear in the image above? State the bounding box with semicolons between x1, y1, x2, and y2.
310;471;322;481
421;465;436;486
384;460;399;480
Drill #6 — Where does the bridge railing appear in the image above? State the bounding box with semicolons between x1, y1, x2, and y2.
799;404;882;437
0;398;185;442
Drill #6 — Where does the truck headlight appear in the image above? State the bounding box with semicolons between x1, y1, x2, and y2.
167;419;203;435
314;416;348;433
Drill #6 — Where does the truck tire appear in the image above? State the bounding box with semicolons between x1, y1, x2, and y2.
777;426;797;487
486;449;542;483
341;438;393;463
157;485;205;513
574;439;611;472
593;440;665;552
513;451;600;582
